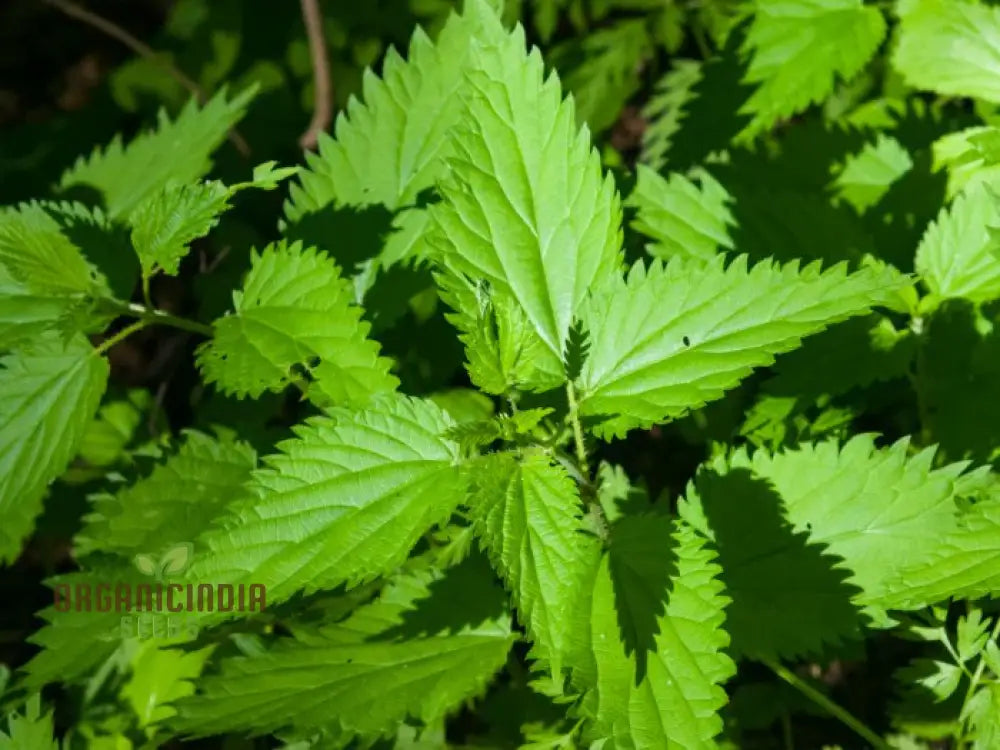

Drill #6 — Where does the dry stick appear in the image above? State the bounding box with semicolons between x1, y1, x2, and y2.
40;0;251;156
298;0;332;150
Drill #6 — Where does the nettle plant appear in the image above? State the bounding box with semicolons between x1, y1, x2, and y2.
4;0;1000;747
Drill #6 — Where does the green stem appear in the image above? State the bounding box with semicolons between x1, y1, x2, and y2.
104;299;213;336
565;381;589;480
763;657;890;750
94;319;146;355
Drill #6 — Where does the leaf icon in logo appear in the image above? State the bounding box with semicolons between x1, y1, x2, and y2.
134;553;157;577
159;542;194;577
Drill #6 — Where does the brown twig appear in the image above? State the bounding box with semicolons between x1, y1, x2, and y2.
298;0;332;150
41;0;251;156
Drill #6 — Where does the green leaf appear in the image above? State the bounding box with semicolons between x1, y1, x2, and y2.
0;334;109;564
763;314;916;400
77;430;256;557
549;19;651;134
880;486;1000;610
435;268;563;395
129;181;230;278
893;0;1000;104
956;609;990;663
185;395;465;608
0;201;108;299
430;17;623;362
714;437;987;623
24;566;165;688
196;240;397;404
577;256;903;438
832;134;913;213
915;180;1000;305
130;166;300;279
574;515;734;748
627;165;735;263
920;300;1000;464
0;265;72;349
933;126;1000;200
175;555;513;740
469;452;600;680
123;643;214;728
739;0;886;139
640;60;701;170
59;87;255;218
285;0;504;217
0;695;58;750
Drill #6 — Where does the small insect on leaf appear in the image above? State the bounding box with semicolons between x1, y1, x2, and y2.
159;542;194;576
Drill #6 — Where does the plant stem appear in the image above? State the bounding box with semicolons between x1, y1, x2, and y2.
94;319;147;355
762;657;890;750
104;299;214;336
298;0;333;149
565;381;589;479
40;0;249;155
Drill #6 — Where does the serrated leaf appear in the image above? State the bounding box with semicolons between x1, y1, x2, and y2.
185;395;464;609
0;695;58;750
286;0;503;217
284;0;505;280
640;60;701;170
76;430;256;557
577;256;903;438
430;18;623;362
957;610;990;663
196;240;397;403
933;126;1000;200
174;555;513;740
129;180;230;278
435;267;563;394
130;165;299;280
915;180;1000;305
59;87;255;218
920;301;1000;464
739;0;886;139
679;462;865;659
880;487;1000;610
763;314;916;400
123;643;214;728
720;437;986;622
574;516;734;749
0;334;109;564
0;265;71;349
468;452;600;680
627;165;735;263
0;201;109;299
832;134;913;213
549;19;651;134
893;0;1000;104
24;566;167;688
